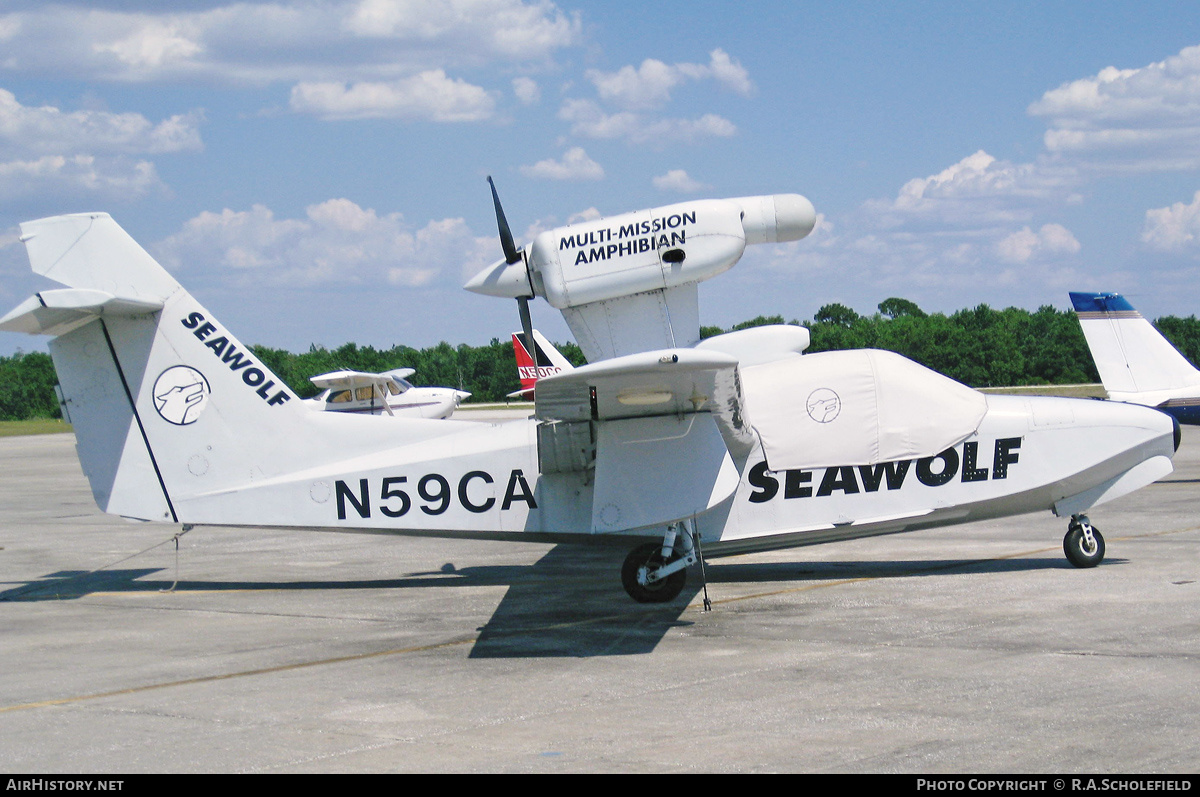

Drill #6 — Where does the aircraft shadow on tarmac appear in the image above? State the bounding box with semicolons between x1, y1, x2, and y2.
0;547;1126;659
469;549;1119;658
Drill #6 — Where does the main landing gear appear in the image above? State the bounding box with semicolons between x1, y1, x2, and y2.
621;520;701;603
1064;513;1105;568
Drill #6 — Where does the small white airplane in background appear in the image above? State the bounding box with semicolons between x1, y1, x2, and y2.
0;195;1180;605
1072;292;1200;425
509;330;573;400
307;368;469;419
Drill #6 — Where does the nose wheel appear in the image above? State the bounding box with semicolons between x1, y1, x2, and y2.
1064;514;1105;568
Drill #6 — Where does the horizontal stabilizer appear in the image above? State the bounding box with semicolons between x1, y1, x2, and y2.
0;289;163;337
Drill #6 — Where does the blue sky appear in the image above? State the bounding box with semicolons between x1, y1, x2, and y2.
3;0;1200;357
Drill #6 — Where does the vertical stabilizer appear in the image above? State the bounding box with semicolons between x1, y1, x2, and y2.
22;213;181;304
2;213;458;524
1071;292;1200;395
510;330;574;398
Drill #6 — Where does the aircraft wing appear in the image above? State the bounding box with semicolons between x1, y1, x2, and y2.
534;349;753;533
309;370;396;390
534;347;754;452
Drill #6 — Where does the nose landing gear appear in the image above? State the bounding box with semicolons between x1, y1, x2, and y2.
1064;514;1105;568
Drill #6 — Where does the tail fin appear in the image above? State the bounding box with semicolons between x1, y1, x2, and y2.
510;330;573;399
0;213;446;524
1070;292;1200;397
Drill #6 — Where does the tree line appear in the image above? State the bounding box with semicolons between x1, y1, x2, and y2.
4;298;1200;421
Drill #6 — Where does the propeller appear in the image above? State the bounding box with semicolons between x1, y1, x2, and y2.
487;176;541;387
489;176;521;267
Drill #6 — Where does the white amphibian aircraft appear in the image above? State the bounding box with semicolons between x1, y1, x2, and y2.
0;203;1180;605
306;368;469;419
1072;291;1200;425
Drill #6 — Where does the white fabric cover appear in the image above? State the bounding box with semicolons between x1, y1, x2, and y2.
742;349;988;470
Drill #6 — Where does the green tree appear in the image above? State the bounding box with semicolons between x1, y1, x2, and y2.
731;314;786;331
878;297;926;319
0;351;61;420
813;303;859;327
1155;315;1200;367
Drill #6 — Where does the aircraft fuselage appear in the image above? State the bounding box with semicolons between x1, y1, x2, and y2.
172;393;1175;559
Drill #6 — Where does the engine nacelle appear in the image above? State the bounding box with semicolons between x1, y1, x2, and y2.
465;193;815;309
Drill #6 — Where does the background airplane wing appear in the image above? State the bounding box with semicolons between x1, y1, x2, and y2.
308;370;395;390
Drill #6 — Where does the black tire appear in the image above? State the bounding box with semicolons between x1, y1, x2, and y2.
1064;523;1105;568
621;542;686;603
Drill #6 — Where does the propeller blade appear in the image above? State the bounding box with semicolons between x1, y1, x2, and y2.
486;177;539;377
487;175;521;265
517;296;539;375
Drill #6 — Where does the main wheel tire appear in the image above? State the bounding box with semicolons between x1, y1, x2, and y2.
1064;523;1105;568
621;542;686;603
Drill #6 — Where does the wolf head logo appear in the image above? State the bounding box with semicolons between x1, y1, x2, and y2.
153;366;211;425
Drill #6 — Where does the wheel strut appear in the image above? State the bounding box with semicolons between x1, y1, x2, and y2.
620;519;704;604
1064;513;1106;568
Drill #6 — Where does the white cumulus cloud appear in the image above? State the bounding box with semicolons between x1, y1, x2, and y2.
520;147;604;180
995;224;1081;263
586;49;753;110
0;89;203;156
155;198;496;288
1142;190;1200;252
0;155;162;204
93;20;206;71
0;1;581;83
868;150;1079;228
558;98;736;145
0;89;199;204
512;76;540;105
652;169;707;193
289;71;495;121
1029;44;1200;171
738;154;1094;313
343;0;581;59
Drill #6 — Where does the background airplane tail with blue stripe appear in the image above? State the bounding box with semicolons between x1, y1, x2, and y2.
1071;292;1200;422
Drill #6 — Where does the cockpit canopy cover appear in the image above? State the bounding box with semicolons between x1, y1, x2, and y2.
742;349;988;470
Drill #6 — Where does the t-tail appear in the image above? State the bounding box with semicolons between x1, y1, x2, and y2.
0;213;484;525
509;329;573;399
1071;291;1200;424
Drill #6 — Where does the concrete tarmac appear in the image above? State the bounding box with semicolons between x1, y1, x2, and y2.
1;426;1198;773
